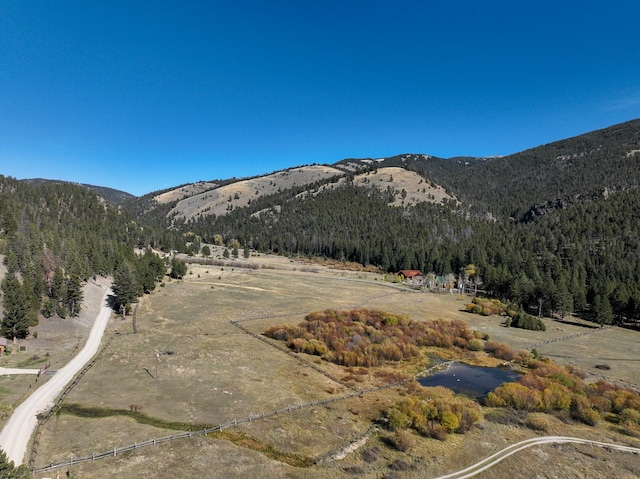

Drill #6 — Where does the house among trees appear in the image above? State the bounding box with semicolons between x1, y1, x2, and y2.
0;337;7;356
398;269;423;285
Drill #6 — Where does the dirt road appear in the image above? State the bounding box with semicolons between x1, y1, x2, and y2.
0;288;113;465
433;435;640;479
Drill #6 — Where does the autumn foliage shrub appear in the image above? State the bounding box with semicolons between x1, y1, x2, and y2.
525;414;552;432
483;341;516;361
465;297;515;316
388;429;415;452
264;309;493;367
484;359;640;427
384;388;482;440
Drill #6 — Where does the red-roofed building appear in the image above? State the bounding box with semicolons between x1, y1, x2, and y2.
398;270;423;285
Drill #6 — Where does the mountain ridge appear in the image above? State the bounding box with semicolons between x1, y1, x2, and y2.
2;118;640;332
12;119;640;214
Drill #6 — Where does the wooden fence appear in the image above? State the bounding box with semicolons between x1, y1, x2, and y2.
31;380;408;474
30;289;441;474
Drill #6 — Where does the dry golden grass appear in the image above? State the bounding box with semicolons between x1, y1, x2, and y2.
29;258;640;478
159;164;455;222
168;165;344;220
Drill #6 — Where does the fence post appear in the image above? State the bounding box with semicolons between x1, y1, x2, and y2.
113;447;117;457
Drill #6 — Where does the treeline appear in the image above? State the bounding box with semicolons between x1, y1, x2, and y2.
187;180;640;325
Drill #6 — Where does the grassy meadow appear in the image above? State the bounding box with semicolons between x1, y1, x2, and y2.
29;257;640;478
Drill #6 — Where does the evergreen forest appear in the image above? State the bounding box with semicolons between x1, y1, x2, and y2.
2;119;640;336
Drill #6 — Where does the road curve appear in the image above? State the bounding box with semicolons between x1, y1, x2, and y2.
0;288;113;465
432;435;640;479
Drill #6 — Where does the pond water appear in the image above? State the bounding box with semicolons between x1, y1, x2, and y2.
417;363;520;400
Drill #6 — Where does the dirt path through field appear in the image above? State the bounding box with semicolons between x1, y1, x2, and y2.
0;287;113;465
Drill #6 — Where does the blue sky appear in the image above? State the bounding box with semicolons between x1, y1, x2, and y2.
1;1;640;196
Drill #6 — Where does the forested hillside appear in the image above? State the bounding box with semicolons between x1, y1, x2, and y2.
444;118;640;219
0;176;181;338
3;119;639;335
176;120;640;325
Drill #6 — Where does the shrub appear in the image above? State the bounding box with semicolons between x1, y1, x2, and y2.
389;459;414;471
488;383;543;411
570;395;600;425
440;410;459;431
484;408;527;426
389;429;415;452
466;297;509;316
541;383;572;411
485;341;516;361
387;408;411;430
621;408;640;425
385;393;481;440
360;447;380;463
525;414;552;432
343;465;365;474
467;338;484;351
509;312;546;331
425;422;448;441
264;308;486;367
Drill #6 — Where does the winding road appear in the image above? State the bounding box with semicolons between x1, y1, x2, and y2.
0;288;113;465
432;435;640;479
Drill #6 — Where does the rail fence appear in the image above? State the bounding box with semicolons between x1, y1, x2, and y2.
528;325;615;349
527;325;640;392
30;291;442;473
230;320;361;392
32;379;408;474
28;335;116;470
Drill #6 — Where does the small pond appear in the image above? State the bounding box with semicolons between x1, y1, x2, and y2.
418;363;520;400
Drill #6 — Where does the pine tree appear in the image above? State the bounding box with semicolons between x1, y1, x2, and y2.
51;265;65;303
111;262;140;318
137;249;165;293
593;295;613;327
1;274;30;339
169;257;187;279
0;447;30;478
65;267;84;317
